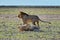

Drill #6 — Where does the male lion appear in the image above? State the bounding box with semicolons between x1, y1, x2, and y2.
18;11;51;27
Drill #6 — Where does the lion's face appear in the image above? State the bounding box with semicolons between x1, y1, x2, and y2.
18;13;21;18
18;11;27;18
18;12;23;18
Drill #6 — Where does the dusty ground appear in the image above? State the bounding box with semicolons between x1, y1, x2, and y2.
0;14;60;21
0;14;60;40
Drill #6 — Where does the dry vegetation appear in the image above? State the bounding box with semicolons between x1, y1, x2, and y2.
0;7;60;40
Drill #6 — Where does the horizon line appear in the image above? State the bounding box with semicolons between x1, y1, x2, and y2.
0;6;60;8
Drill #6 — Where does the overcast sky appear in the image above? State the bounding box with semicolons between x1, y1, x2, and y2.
0;0;60;6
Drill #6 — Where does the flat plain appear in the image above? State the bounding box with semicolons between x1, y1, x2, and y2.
0;7;60;40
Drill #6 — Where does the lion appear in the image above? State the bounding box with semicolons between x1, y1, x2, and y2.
18;24;39;32
18;11;51;27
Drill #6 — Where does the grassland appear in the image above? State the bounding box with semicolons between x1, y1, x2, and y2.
0;7;60;15
0;7;60;40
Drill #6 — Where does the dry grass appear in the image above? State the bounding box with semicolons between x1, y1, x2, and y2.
0;7;60;40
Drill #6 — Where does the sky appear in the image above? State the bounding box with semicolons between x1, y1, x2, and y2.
0;0;60;6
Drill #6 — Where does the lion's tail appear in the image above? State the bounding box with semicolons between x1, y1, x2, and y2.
39;19;51;24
